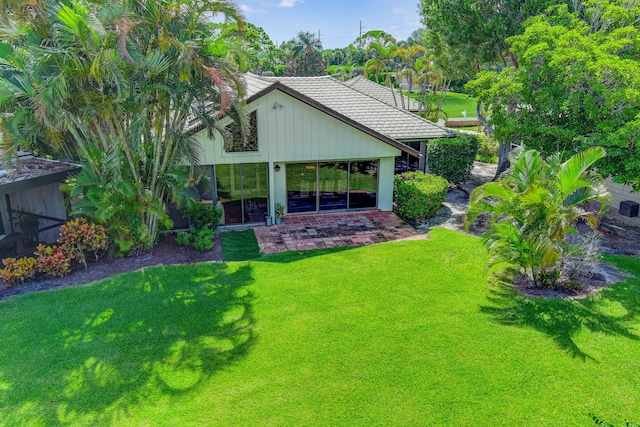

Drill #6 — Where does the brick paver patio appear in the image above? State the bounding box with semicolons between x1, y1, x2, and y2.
252;210;425;254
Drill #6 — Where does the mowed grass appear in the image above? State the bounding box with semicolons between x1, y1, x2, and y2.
0;229;639;426
438;91;478;118
221;229;261;261
409;91;478;118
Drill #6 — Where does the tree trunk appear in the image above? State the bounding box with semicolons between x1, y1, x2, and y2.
495;141;511;179
475;100;510;180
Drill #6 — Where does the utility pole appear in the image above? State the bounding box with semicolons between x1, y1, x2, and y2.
318;30;321;42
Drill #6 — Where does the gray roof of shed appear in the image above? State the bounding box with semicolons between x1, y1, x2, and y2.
0;153;81;195
244;73;453;142
344;75;424;112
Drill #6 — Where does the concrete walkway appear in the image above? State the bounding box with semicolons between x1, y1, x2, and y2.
413;162;497;234
252;210;424;254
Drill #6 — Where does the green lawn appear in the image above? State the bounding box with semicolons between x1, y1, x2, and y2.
221;229;261;261
409;91;478;118
1;229;639;426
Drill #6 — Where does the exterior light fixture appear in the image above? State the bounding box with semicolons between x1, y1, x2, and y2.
274;164;281;172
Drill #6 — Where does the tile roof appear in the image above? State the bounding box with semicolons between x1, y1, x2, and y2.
344;75;423;112
244;73;454;142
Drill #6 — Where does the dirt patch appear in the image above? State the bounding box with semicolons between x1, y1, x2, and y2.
0;232;223;301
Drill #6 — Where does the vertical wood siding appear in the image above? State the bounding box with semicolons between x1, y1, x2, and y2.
8;183;68;243
197;89;401;165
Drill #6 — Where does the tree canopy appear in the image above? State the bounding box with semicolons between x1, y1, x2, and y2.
0;0;245;253
466;1;640;190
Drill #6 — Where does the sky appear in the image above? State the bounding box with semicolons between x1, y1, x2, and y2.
236;0;423;49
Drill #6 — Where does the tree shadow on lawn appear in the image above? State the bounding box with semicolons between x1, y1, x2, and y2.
259;245;357;264
480;274;640;362
0;262;256;426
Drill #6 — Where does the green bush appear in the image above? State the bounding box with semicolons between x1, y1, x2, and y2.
394;172;449;220
476;134;499;164
176;228;214;251
187;203;222;230
176;231;192;246
427;134;479;184
192;228;214;251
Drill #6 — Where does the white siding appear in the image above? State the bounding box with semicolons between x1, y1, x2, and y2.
606;178;640;208
196;89;401;165
195;89;403;216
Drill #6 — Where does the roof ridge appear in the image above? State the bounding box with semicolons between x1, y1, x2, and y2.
330;78;453;136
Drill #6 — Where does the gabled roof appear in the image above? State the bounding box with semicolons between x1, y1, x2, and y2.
244;73;454;145
344;75;424;112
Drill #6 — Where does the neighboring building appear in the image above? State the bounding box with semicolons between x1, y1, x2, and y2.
0;153;80;255
606;179;640;210
344;76;424;112
188;73;453;225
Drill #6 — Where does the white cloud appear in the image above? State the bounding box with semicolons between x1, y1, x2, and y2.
239;4;266;13
391;8;408;15
278;0;303;7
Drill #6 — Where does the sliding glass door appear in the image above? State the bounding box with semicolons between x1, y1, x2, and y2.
319;162;348;211
286;160;378;214
286;163;317;214
216;163;268;224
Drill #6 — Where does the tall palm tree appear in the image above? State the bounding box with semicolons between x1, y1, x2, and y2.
363;31;398;105
291;31;322;60
465;147;612;287
393;44;425;109
0;0;246;254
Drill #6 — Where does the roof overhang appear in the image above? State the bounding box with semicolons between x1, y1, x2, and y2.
0;157;81;196
246;82;421;157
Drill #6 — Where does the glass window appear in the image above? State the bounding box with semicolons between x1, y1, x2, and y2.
216;163;268;224
285;160;378;213
287;163;317;214
319;162;348;211
349;161;378;209
225;111;258;152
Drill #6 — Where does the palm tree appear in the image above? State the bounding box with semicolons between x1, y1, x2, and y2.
393;44;426;110
291;31;322;59
0;0;246;254
465;147;612;287
363;31;398;106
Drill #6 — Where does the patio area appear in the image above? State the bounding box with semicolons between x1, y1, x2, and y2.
252;210;425;254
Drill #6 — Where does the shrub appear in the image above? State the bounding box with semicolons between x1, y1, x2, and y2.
191;228;214;251
394;172;449;220
476;134;499;164
187;203;222;230
0;257;37;286
465;147;612;288
176;231;192;246
427;134;479;185
35;244;72;278
176;228;214;251
58;218;109;267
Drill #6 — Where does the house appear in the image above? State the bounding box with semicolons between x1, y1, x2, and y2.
606;179;640;213
0;153;81;255
344;75;424;112
188;73;454;225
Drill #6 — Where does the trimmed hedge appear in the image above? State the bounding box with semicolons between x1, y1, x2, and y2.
394;172;449;220
427;134;479;184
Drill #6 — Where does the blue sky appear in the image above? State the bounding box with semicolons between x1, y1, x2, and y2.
237;0;423;49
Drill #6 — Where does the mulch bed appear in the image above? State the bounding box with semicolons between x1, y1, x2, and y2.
0;232;223;301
